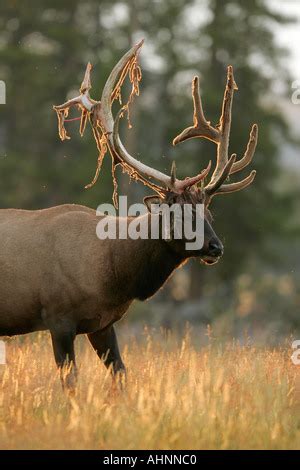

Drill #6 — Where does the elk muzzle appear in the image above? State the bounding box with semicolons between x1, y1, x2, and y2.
201;237;224;265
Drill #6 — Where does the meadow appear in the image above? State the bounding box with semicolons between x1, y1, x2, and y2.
0;329;299;450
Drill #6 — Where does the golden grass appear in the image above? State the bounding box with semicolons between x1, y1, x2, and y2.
0;330;299;450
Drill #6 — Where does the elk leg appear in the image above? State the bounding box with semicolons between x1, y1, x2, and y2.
50;327;77;391
87;325;125;377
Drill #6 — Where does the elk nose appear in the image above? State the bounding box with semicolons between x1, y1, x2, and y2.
208;239;223;257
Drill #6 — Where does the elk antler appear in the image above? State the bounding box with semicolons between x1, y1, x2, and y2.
100;43;212;195
53;41;145;201
54;41;212;204
173;67;258;204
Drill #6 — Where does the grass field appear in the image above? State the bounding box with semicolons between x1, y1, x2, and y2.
0;330;299;450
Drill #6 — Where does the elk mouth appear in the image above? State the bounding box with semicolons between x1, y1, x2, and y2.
200;255;221;266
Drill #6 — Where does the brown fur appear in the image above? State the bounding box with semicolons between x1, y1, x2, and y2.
0;201;222;386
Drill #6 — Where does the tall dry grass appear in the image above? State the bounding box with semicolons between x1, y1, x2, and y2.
0;329;299;450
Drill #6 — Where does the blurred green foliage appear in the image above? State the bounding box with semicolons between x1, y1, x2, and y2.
0;0;299;334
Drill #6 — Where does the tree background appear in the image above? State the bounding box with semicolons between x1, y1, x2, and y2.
0;0;299;342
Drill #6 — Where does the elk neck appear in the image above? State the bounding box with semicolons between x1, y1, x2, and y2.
109;212;187;301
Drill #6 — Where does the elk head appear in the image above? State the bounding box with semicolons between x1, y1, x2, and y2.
53;40;258;265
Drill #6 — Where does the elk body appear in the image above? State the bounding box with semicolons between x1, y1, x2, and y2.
0;42;258;388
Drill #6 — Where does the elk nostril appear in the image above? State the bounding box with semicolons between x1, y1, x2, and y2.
208;240;223;257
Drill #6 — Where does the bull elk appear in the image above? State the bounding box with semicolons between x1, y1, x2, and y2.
0;41;258;388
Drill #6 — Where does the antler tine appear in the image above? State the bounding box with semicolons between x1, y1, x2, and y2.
80;62;92;93
173;76;220;146
216;169;257;193
205;154;236;196
207;65;238;186
205;169;256;207
177;161;212;191
230;124;258;174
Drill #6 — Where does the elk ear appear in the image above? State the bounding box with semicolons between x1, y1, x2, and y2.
143;195;164;213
